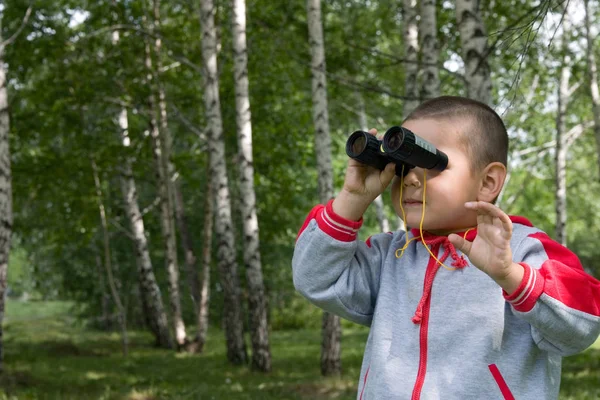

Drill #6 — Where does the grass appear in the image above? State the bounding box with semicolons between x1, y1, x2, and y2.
0;300;599;399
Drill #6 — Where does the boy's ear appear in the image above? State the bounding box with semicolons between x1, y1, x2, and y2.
477;162;506;203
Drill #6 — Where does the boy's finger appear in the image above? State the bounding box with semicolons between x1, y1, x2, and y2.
368;128;378;135
467;201;513;235
380;163;396;188
448;233;472;256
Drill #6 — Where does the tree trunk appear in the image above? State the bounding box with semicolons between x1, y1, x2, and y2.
232;0;271;372
555;7;572;246
196;172;213;353
117;107;172;349
92;159;128;356
173;180;201;313
0;33;13;373
306;0;341;376
152;0;202;320
584;0;600;181
358;92;389;232
143;13;187;348
200;0;248;365
95;253;111;330
403;0;420;118
420;0;440;100
456;0;492;104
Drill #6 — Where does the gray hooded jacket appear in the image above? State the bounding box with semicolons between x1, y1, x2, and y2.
292;200;600;400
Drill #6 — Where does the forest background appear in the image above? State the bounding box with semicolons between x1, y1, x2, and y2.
0;0;599;398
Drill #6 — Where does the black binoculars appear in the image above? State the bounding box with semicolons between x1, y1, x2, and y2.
345;126;448;176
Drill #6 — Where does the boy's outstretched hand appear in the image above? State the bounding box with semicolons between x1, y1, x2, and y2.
448;201;524;295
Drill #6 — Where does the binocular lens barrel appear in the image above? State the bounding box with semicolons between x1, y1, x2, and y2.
346;131;389;170
382;126;448;171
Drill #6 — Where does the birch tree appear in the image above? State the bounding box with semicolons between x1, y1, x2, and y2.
144;5;187;348
307;0;341;376
196;172;213;353
420;0;440;99
0;6;17;372
117;106;172;349
231;0;271;372
151;0;202;321
403;0;420;117
91;159;128;356
456;0;492;104
555;4;574;246
584;0;600;180
200;0;247;365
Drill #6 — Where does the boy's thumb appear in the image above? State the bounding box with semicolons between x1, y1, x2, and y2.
448;233;472;256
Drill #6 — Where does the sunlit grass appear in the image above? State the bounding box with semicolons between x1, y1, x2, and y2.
0;300;598;399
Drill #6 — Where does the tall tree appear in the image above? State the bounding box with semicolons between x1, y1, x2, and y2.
196;171;213;353
420;0;440;99
231;0;271;372
584;0;600;180
117;106;172;349
0;4;18;372
200;0;247;365
403;0;420;117
151;0;202;322
306;0;341;376
456;0;492;104
143;9;187;348
555;3;576;246
91;158;128;356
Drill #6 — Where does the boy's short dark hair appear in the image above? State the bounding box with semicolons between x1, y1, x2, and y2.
404;96;508;171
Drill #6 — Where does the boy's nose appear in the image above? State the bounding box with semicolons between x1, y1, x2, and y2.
403;169;421;188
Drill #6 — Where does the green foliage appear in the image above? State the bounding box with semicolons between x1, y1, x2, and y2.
3;0;600;347
2;300;600;399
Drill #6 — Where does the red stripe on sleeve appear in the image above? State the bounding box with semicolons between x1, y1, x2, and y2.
519;232;600;316
296;200;363;243
504;263;544;312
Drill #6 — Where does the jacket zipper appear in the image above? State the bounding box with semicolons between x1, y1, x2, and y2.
359;365;370;400
488;364;515;400
411;244;441;400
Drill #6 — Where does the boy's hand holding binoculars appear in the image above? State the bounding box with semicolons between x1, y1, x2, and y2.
333;129;396;221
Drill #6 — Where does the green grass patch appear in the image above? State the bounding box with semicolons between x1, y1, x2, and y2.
0;300;599;399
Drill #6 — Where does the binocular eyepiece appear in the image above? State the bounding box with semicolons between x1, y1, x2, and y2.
345;126;448;176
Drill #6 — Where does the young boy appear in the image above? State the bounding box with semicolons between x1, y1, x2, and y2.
292;96;600;399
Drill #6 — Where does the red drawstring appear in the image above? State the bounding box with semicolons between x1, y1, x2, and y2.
412;237;468;324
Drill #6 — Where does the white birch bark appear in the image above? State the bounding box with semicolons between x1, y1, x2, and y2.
200;0;247;365
117;107;172;349
403;0;420;117
584;0;600;180
0;25;13;373
144;4;187;348
196;172;213;353
420;0;440;99
307;0;341;376
232;0;271;372
152;0;202;319
456;0;492;104
555;6;572;246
